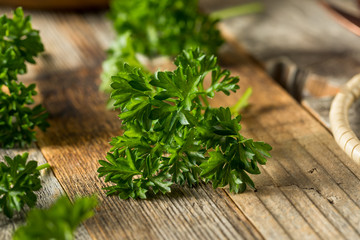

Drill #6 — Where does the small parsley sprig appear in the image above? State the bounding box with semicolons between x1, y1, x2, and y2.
13;196;98;240
0;152;50;218
0;7;49;148
98;49;271;199
0;7;44;85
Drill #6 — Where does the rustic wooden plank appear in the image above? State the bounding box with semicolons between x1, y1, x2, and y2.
255;186;320;240
215;45;360;239
0;147;91;240
226;191;291;240
281;185;344;239
209;0;360;136
15;11;109;80
303;187;360;240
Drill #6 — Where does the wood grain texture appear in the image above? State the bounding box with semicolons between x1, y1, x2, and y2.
207;0;360;136
215;45;360;239
2;2;360;239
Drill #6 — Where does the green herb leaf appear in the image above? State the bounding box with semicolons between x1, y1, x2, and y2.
0;153;49;218
0;81;49;148
109;0;223;57
0;8;48;148
12;196;98;240
0;7;44;85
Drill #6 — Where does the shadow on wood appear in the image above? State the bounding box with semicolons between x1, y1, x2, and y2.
35;67;121;148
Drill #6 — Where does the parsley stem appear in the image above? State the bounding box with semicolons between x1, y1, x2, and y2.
201;94;209;107
230;87;252;115
36;163;50;171
199;85;209;107
210;2;264;20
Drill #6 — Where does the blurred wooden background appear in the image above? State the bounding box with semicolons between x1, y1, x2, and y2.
204;0;360;135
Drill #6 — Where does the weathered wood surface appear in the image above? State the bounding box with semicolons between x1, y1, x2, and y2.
211;0;360;137
218;44;360;240
1;2;360;239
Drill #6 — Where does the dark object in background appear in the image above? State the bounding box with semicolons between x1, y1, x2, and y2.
0;0;109;10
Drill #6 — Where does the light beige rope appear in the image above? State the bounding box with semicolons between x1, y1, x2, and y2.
329;74;360;163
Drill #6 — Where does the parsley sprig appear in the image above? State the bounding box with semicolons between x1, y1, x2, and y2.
98;49;271;199
13;196;98;240
0;152;50;218
0;7;49;148
109;0;223;57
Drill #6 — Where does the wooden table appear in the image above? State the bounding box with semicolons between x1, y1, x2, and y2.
1;3;360;239
219;0;360;135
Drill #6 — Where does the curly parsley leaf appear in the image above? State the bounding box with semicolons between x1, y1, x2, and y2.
0;7;44;85
0;152;50;218
0;8;49;148
0;81;49;148
12;196;98;240
98;49;271;199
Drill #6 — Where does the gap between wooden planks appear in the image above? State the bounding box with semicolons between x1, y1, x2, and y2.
3;9;360;240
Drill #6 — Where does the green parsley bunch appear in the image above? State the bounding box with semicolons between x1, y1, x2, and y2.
0;152;49;218
0;7;48;148
98;49;271;199
109;0;223;57
13;196;98;240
